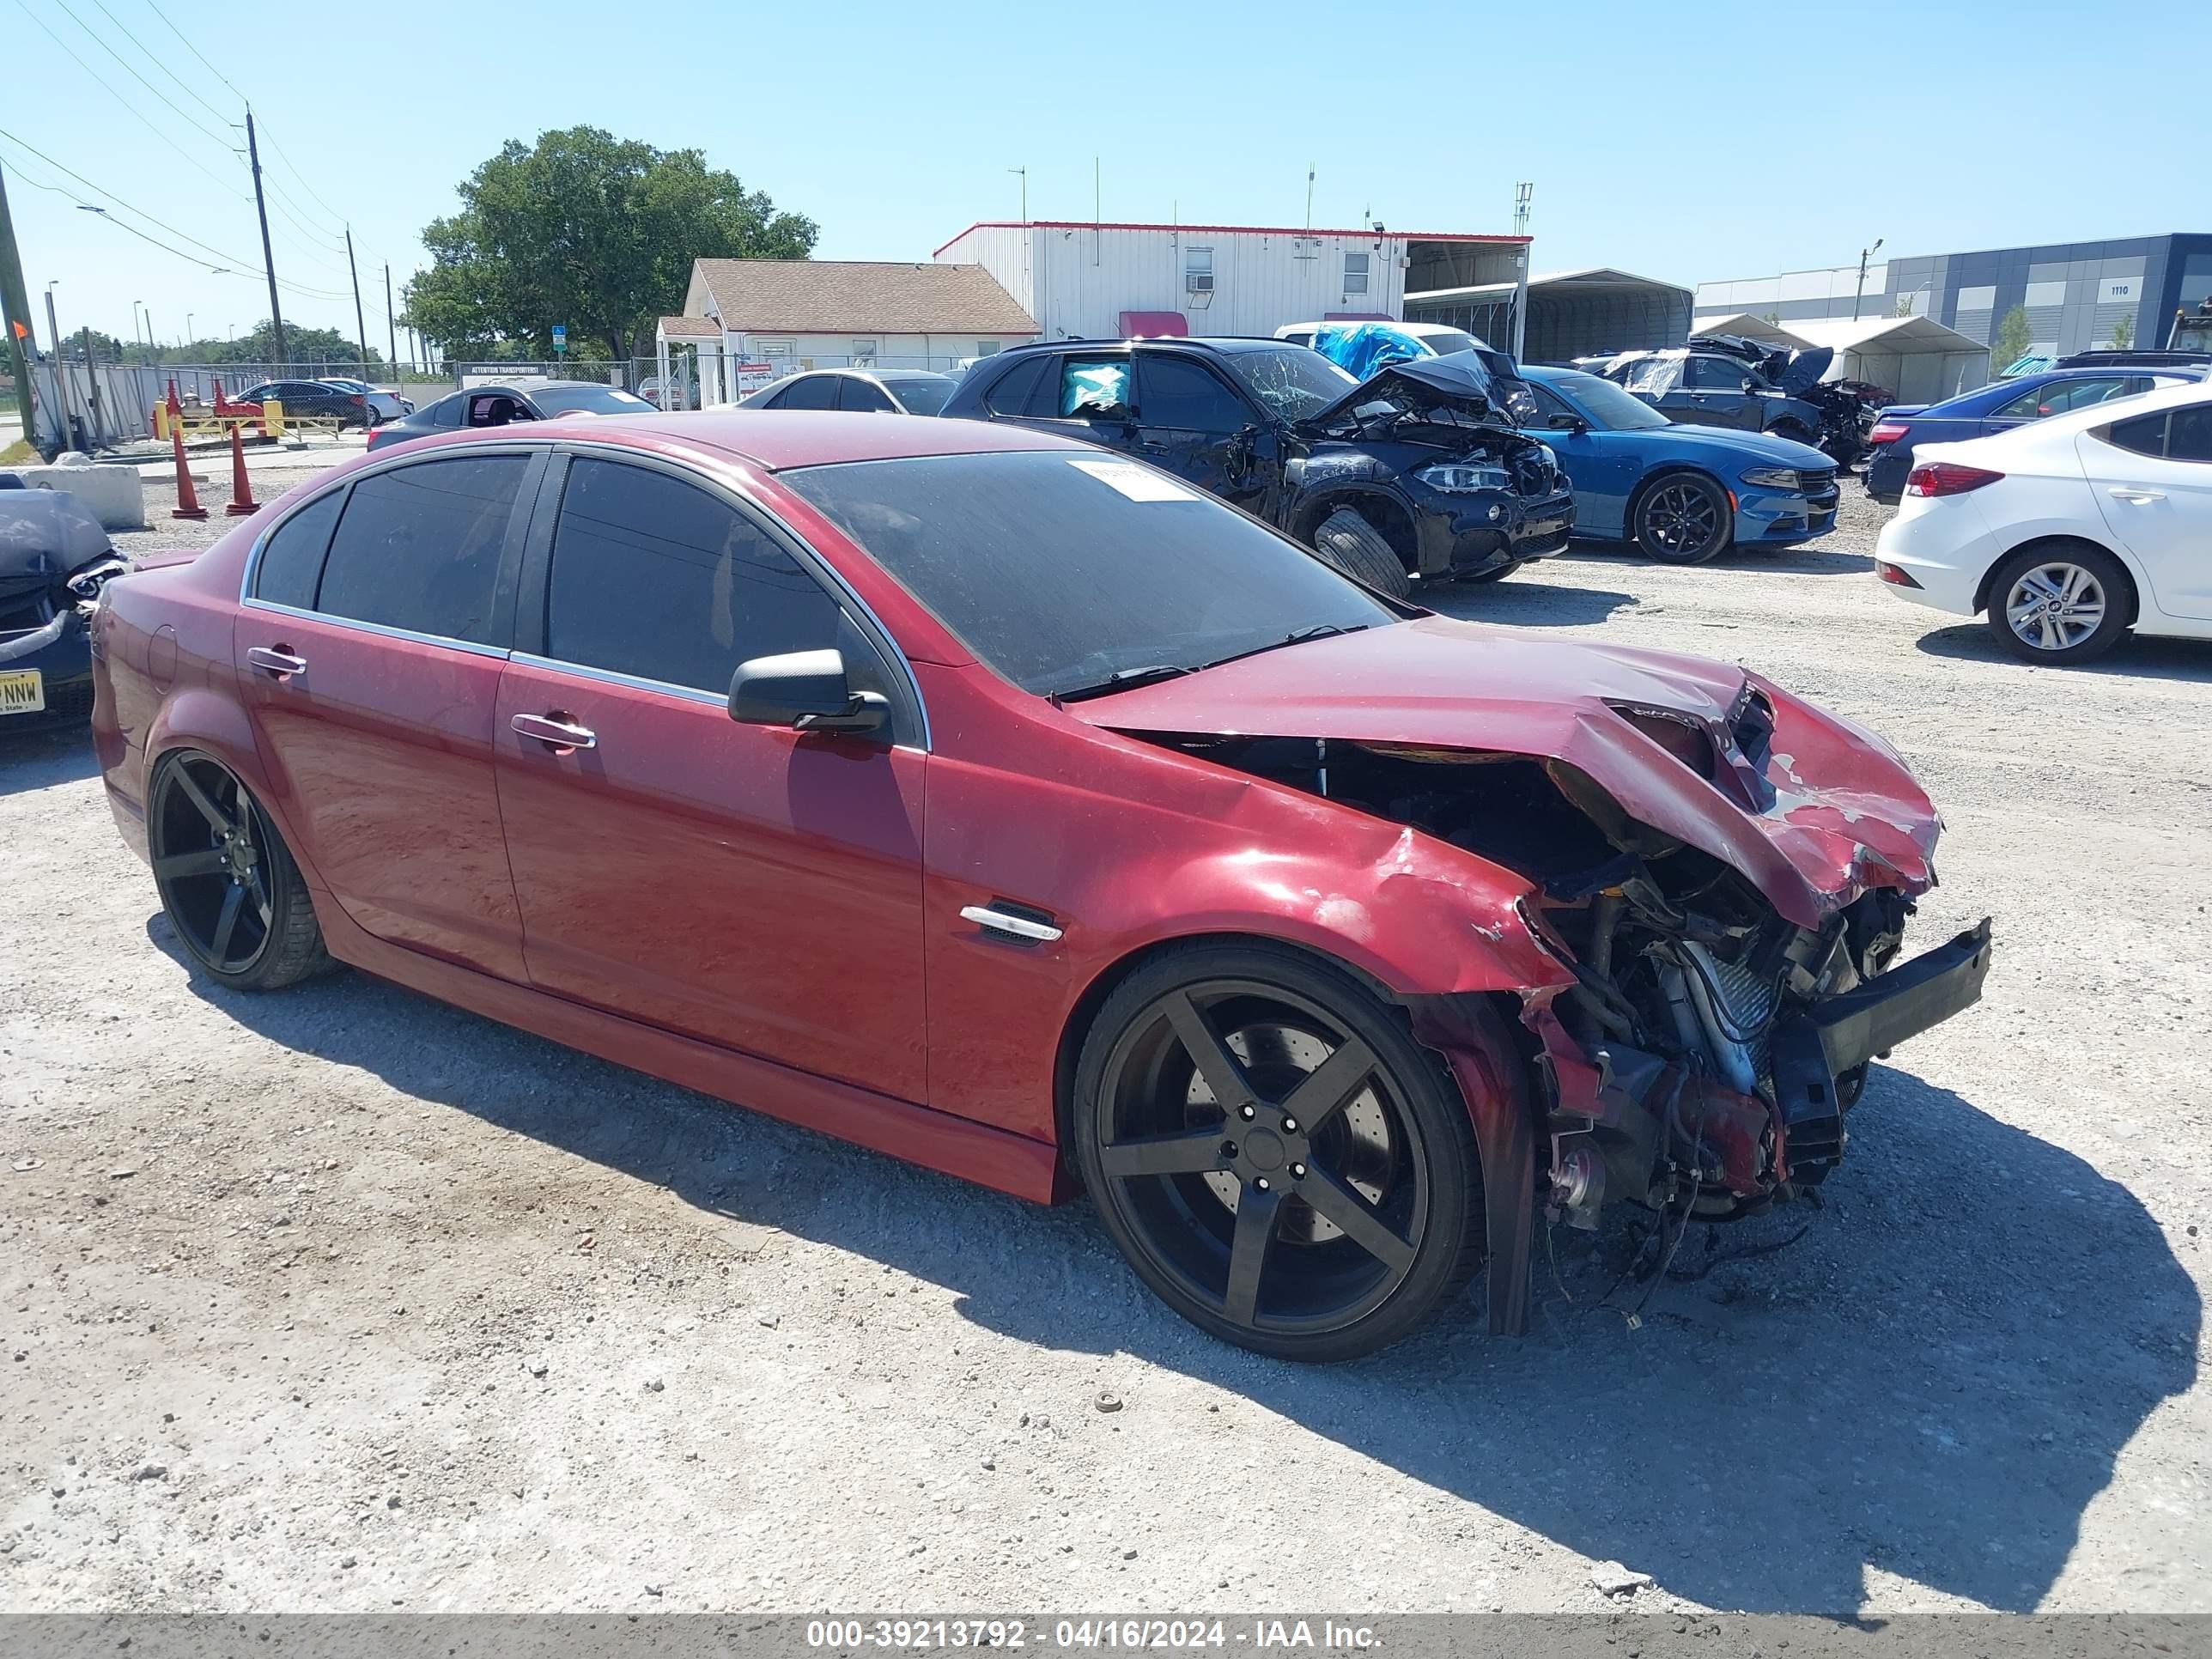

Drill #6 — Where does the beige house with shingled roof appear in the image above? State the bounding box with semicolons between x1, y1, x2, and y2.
654;258;1038;406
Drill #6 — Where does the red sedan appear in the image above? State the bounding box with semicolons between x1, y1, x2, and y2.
90;412;1990;1361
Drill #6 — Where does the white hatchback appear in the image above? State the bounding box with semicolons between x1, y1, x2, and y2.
1875;379;2212;663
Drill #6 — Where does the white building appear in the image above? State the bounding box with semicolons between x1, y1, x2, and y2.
656;258;1040;404
933;220;1530;352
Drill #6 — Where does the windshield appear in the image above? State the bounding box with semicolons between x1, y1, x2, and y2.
1222;348;1357;423
782;449;1398;698
1418;329;1483;356
532;386;653;416
887;378;954;416
1543;370;1669;430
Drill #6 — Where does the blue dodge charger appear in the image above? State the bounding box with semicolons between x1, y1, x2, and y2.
1521;365;1839;562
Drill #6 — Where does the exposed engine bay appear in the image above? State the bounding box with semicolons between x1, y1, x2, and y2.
1138;714;1992;1263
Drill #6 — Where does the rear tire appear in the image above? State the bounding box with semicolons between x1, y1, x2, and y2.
149;750;332;991
1071;940;1492;1361
1311;507;1413;599
1983;543;2131;665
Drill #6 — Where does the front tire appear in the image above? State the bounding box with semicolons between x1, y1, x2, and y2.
1070;942;1486;1361
1310;507;1413;599
1632;473;1732;564
149;750;331;990
1984;543;2130;664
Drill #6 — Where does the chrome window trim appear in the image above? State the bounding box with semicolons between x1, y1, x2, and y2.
508;651;725;709
544;437;934;752
239;597;512;660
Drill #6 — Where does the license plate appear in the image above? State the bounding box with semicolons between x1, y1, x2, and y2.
0;668;44;715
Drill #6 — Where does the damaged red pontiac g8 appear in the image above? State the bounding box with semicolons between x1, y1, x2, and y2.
89;412;1992;1361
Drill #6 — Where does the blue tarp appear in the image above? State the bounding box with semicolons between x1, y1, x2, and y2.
1309;322;1436;381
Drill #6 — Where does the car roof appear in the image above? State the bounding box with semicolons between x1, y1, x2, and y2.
995;335;1298;356
403;409;1085;471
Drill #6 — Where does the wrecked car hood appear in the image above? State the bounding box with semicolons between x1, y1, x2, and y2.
0;489;113;604
1069;616;1939;927
1778;346;1835;396
1302;349;1526;432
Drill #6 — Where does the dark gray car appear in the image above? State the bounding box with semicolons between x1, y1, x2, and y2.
738;368;960;415
1604;347;1832;446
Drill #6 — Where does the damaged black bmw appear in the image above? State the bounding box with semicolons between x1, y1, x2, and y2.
0;485;129;732
939;337;1576;597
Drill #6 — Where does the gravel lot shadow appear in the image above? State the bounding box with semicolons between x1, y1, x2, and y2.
1557;540;1875;578
1422;580;1638;629
1914;623;2212;684
0;726;97;796
165;933;2197;1615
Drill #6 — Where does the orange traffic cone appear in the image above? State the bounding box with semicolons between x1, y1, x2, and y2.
168;383;207;521
223;421;258;516
212;376;228;415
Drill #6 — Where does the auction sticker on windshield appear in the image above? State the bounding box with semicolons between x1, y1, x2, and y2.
0;669;44;715
1066;458;1203;503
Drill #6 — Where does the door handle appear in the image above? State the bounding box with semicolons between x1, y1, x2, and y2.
246;644;307;679
510;712;597;752
2107;487;2166;504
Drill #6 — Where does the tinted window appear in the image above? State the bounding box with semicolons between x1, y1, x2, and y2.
253;489;344;609
2167;404;2212;462
1137;356;1250;432
1540;370;1668;430
315;454;527;643
784;450;1396;699
1059;356;1131;417
777;375;838;410
2107;412;2167;458
837;377;895;413
884;376;954;416
466;393;531;427
428;394;465;428
1997;377;2130;419
980;355;1049;417
532;386;652;416
1686;355;1751;391
544;459;855;696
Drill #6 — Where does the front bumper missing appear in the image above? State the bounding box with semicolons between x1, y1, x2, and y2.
1770;917;1994;1177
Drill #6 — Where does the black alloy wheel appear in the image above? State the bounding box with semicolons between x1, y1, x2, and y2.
148;750;329;990
1073;943;1488;1361
1634;474;1732;564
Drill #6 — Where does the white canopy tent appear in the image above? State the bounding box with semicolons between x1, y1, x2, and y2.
1692;312;1990;404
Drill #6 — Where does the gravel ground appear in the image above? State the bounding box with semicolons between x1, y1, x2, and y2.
3;473;2207;1616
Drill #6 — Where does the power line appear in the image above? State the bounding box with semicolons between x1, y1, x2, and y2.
9;0;250;201
258;120;349;228
86;0;231;128
0;125;350;301
137;0;242;103
48;0;238;155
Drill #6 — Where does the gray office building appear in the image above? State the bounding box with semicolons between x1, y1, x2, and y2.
1696;232;2212;359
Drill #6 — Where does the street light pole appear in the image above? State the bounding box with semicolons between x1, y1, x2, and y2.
1852;236;1885;321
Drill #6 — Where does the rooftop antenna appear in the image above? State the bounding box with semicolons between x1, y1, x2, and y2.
1093;155;1102;265
1514;181;1533;238
1008;166;1026;222
1304;165;1316;230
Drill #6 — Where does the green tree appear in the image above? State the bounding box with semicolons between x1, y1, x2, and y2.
2109;313;2135;349
1990;305;2033;371
400;127;815;362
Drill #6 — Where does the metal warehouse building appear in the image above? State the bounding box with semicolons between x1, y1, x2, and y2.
1407;268;1692;363
1697;232;2212;360
934;220;1531;351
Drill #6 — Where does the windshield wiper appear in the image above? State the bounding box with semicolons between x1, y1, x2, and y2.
1199;622;1370;672
1048;663;1195;705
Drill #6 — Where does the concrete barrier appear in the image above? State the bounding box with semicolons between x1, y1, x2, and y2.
0;454;147;531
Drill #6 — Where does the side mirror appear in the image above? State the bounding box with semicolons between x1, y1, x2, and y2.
1547;412;1589;433
728;647;889;737
1741;378;1759;394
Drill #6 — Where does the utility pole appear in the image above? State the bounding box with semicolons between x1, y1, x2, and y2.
383;263;397;373
0;161;40;442
245;109;288;368
345;225;369;374
1852;237;1885;321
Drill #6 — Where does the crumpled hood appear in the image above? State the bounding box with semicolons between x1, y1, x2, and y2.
1303;349;1528;432
1070;616;1939;927
1778;345;1835;396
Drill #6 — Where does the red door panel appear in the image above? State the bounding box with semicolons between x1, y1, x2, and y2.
233;616;525;980
492;659;928;1103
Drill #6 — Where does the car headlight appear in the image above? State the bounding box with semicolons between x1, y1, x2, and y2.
1740;466;1802;489
1417;462;1512;493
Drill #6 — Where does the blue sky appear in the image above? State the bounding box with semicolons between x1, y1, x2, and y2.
3;0;2199;353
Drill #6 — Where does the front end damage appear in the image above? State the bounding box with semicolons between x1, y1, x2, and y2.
1082;622;1992;1333
0;489;129;731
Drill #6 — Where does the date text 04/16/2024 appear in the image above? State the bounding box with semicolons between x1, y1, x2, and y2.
804;1620;1379;1650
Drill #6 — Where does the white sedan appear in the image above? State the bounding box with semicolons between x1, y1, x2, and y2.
1875;379;2212;663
